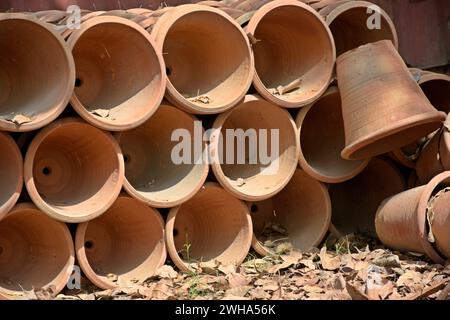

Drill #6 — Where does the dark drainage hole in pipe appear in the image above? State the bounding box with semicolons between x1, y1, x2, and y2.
85;240;94;249
42;167;52;176
124;154;130;163
250;204;258;213
173;229;179;237
166;67;172;76
75;78;83;87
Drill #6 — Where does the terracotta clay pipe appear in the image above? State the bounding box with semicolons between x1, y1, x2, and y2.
75;195;166;290
0;13;75;132
67;15;166;131
337;40;445;160
166;183;253;273
0;132;23;221
210;95;300;201
249;169;331;256
24;118;125;223
296;86;369;183
150;4;254;114
376;171;450;264
116;103;209;208
242;0;335;108
410;68;450;113
416;115;450;184
390;69;450;169
329;157;406;237
0;203;74;299
316;0;398;57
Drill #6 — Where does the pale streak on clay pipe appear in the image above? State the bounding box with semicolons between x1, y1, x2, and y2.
210;94;300;202
329;157;406;237
295;86;369;183
75;195;166;290
337;40;445;160
314;0;398;56
116;104;209;208
249;169;331;256
0;132;23;221
416;114;450;184
197;1;246;19
0;203;74;299
166;183;253;273
242;0;336;108
66;15;166;131
24;118;125;223
150;4;254;114
0;13;75;132
390;69;450;169
376;171;450;264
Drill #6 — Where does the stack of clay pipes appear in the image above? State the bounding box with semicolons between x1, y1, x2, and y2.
0;0;449;299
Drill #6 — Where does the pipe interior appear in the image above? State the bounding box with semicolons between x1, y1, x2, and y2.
251;170;329;251
329;158;405;236
420;80;450;113
31;122;120;218
329;6;395;56
219;100;298;198
162;11;251;109
72;21;163;126
300;90;366;178
0;134;20;210
252;5;334;103
0;208;72;293
82;197;165;282
119;106;205;203
0;19;71;123
172;186;250;264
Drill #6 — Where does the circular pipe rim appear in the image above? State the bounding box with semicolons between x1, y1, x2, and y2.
67;16;166;131
0;13;75;132
245;0;336;108
150;4;255;114
24;117;125;223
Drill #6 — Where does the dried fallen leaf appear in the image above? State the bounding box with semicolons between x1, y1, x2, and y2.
227;272;249;289
319;247;341;271
5;113;33;126
92;108;110;118
155;265;178;279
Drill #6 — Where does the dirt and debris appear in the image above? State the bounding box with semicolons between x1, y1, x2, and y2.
43;233;449;300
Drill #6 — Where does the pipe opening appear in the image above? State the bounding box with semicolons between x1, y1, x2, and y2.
170;185;251;265
71;19;164;128
120;105;207;207
251;4;334;105
161;10;251;110
420;80;450;113
29;121;122;220
79;197;165;284
328;6;396;56
0;17;73;131
75;78;83;88
0;207;73;293
84;240;94;249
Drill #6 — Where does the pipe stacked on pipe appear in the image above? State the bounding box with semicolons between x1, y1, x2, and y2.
0;0;449;298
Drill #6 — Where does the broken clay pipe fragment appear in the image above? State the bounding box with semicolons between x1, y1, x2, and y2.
166;183;253;273
210;94;300;202
116;103;209;208
296;86;369;184
67;15;166;131
0;13;75;132
0;132;23;221
151;4;254;114
329;157;406;237
316;0;398;57
24;117;125;223
249;169;331;256
245;0;335;108
0;203;74;299
337;40;445;160
75;195;166;290
376;171;450;264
